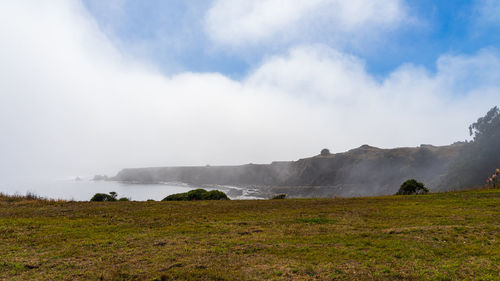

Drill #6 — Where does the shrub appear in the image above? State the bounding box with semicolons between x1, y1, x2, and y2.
90;193;107;202
271;194;286;200
203;190;229;200
187;189;207;200
320;148;331;156
163;192;189;201
396;179;429;195
118;197;130;201
90;192;117;202
162;189;229;201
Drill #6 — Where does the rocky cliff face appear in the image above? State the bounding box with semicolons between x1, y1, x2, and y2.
113;143;465;197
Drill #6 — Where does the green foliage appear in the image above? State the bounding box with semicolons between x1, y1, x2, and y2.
469;106;500;141
162;189;229;201
163;192;188;201
271;194;286;200
187;189;208;200
90;192;118;202
109;191;118;200
320;148;331;156
90;192;131;202
396;179;429;195
443;106;500;189
203;190;229;200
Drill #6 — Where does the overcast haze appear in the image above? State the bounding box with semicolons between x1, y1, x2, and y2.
1;0;499;181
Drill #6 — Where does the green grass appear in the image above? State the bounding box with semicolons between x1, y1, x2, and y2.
0;189;499;280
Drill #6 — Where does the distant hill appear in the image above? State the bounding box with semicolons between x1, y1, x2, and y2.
112;106;500;197
112;143;465;197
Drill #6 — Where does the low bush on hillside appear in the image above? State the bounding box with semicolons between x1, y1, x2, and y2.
90;193;115;202
320;148;331;156
396;179;429;195
162;189;229;201
90;191;127;202
271;194;286;200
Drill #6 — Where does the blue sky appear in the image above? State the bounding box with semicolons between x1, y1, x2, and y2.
83;0;248;77
82;0;500;78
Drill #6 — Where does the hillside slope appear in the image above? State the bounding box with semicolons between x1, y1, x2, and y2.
113;143;465;196
1;189;498;280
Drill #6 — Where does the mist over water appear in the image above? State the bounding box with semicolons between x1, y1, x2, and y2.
0;178;188;201
0;177;260;201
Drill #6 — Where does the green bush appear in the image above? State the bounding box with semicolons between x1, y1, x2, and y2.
90;191;120;202
187;189;207;200
320;148;331;156
271;194;286;200
162;189;229;201
118;197;130;201
396;179;429;195
204;190;229;200
163;192;189;201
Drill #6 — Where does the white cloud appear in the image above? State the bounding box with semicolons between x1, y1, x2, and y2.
205;0;409;47
475;0;500;25
0;1;498;182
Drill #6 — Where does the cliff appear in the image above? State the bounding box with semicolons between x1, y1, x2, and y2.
112;143;466;196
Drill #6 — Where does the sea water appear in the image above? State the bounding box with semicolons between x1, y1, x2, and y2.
0;177;261;201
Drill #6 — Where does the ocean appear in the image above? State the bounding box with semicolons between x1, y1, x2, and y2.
0;177;261;201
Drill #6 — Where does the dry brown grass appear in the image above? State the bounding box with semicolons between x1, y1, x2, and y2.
0;189;498;280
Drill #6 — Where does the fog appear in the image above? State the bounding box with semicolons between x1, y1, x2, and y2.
1;1;499;184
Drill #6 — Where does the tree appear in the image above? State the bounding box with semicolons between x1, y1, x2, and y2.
442;106;500;189
469;106;500;141
109;191;118;200
90;193;117;202
320;148;331;156
396;179;429;195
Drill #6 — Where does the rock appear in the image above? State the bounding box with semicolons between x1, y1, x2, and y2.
92;175;108;181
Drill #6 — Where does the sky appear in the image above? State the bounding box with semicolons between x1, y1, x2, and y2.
0;0;500;180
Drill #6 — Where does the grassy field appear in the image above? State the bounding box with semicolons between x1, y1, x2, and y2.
0;189;499;280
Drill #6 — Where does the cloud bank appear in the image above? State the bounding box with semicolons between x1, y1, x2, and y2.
0;1;499;181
